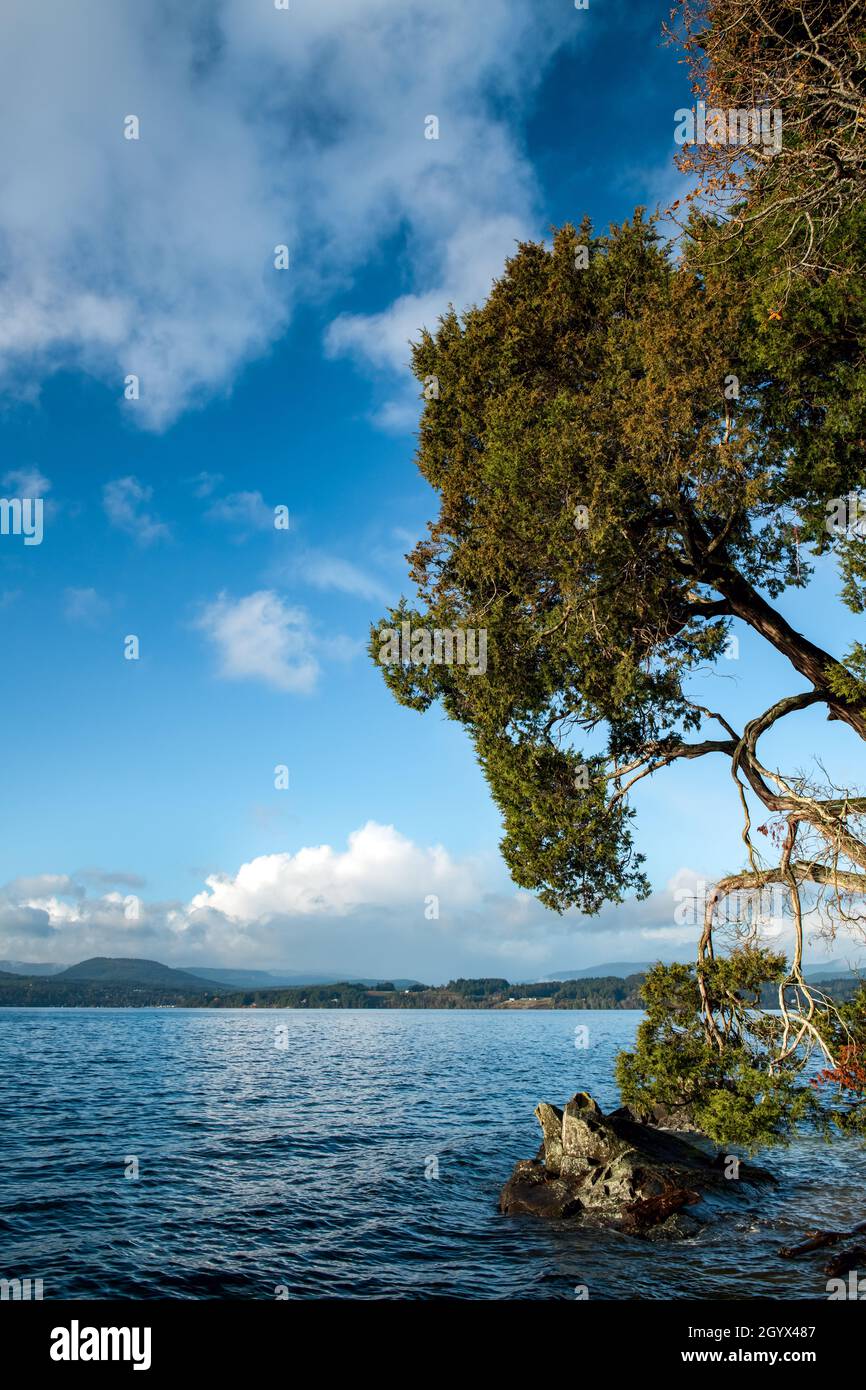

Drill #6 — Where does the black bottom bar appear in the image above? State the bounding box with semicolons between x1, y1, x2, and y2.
3;1297;860;1377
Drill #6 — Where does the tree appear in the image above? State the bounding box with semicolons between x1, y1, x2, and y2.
370;205;866;1144
370;2;866;1148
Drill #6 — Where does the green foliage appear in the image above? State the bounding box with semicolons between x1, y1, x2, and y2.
825;646;866;709
686;197;866;566
616;959;828;1149
552;974;645;1008
371;211;865;917
446;977;510;998
475;732;647;913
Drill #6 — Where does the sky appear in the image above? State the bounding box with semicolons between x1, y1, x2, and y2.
0;0;862;981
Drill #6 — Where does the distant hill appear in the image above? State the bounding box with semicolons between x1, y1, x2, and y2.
802;975;865;1002
0;958;422;989
190;967;321;990
538;957;864;984
188;967;422;990
536;961;654;981
805;958;864;982
6;954;860;989
54;957;217;990
0;960;64;976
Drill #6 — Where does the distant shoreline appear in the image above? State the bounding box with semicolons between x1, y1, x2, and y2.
0;971;859;1011
0;1002;640;1011
0;962;649;1009
0;981;646;1009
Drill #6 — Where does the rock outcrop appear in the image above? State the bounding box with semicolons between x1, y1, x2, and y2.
500;1091;773;1238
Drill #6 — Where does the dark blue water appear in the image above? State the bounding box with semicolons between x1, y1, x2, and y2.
1;1007;864;1299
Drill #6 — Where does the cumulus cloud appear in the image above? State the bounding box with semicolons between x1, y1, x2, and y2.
6;873;82;900
0;0;577;429
0;824;504;973
195;589;320;693
0;904;57;941
187;821;477;921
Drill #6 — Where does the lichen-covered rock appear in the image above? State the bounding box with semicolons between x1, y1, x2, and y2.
534;1102;563;1175
500;1091;773;1237
562;1092;630;1166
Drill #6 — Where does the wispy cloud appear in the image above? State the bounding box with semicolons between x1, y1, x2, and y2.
63;586;109;625
102;476;170;546
75;868;147;889
188;471;223;499
2;466;50;495
204;489;277;538
0;1;577;429
324;213;530;418
275;547;390;604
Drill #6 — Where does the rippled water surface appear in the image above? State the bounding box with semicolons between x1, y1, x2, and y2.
1;1007;863;1299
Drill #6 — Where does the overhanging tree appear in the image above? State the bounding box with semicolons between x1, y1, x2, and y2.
370;5;866;1149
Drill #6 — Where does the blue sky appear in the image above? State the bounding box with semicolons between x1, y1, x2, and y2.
0;0;861;980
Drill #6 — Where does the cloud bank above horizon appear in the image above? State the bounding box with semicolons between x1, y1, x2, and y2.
0;821;856;982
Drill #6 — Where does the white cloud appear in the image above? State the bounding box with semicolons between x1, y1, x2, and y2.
195;589;320;693
369;398;423;435
0;837;862;982
103;476;170;545
324;213;532;430
187;822;474;921
63;587;109;625
325;214;528;375
284;548;390;604
0;1;576;429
